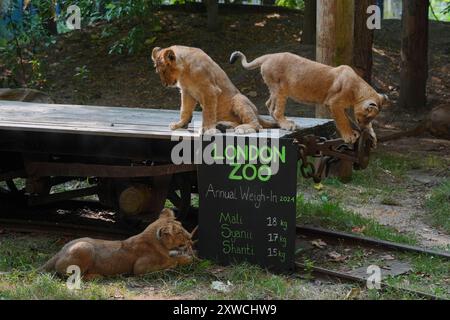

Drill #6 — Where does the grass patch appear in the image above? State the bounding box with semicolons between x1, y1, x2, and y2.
369;254;450;300
297;195;417;245
351;151;448;190
0;271;129;300
0;234;132;300
426;180;450;233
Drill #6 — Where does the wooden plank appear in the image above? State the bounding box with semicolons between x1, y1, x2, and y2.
0;101;333;140
25;162;196;178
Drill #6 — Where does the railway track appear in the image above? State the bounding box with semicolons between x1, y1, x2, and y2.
295;225;449;300
0;204;448;300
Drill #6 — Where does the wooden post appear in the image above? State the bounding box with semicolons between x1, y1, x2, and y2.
302;0;316;45
399;0;429;111
206;0;219;31
353;0;375;83
316;0;355;118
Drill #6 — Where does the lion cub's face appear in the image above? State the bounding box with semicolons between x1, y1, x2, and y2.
156;209;193;251
151;47;179;87
354;94;390;128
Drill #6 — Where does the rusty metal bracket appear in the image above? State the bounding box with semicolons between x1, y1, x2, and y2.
294;129;374;183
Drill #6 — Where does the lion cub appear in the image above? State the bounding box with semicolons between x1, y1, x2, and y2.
230;51;389;143
152;45;277;134
40;209;195;279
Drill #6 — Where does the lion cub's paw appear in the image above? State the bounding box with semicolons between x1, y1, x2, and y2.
279;120;298;131
201;127;221;136
234;124;260;135
342;130;360;144
169;121;188;130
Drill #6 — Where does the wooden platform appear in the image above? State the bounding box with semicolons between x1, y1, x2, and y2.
0;101;333;140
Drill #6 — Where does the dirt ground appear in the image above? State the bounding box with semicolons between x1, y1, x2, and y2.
355;137;450;248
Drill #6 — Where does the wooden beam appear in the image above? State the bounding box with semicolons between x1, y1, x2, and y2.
25;162;196;178
353;0;375;83
399;0;429;111
302;0;316;45
316;0;355;118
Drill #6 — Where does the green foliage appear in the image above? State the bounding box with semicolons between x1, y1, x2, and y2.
102;0;162;55
429;0;450;21
0;0;56;88
275;0;304;10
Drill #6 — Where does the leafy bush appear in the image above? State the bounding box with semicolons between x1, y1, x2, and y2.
102;0;162;55
275;0;304;10
0;0;55;88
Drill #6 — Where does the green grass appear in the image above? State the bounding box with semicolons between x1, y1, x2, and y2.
426;180;450;233
351;151;447;191
0;233;351;300
369;254;450;300
0;271;129;300
0;234;131;300
297;195;417;245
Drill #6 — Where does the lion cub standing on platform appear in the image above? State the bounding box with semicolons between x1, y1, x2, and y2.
41;209;195;278
152;46;277;134
230;51;389;143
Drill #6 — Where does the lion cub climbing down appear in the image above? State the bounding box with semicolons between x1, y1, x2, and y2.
230;51;389;143
152;45;277;134
41;209;195;279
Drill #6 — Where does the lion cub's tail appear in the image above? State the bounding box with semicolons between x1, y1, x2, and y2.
37;253;59;272
230;51;267;71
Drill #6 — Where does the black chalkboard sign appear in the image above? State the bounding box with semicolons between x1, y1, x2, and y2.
198;135;297;272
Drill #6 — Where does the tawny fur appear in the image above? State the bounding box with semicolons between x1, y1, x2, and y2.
152;45;278;134
40;209;194;279
230;51;390;143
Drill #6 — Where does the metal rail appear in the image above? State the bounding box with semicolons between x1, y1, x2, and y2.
295;262;444;300
297;225;450;260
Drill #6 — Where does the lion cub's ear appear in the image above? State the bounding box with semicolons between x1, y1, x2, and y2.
156;224;173;241
363;100;379;114
152;47;161;62
159;208;175;219
163;49;176;64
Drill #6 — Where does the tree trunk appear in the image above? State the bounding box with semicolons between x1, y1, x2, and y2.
302;0;316;45
206;0;219;31
399;0;429;111
316;0;355;118
353;0;375;83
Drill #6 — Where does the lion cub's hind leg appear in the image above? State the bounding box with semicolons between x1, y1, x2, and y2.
54;241;95;276
263;79;298;131
232;94;262;134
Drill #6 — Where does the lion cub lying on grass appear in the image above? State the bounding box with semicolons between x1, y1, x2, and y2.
41;209;195;279
230;51;390;144
152;45;277;134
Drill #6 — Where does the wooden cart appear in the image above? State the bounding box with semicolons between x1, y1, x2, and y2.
0;100;336;221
